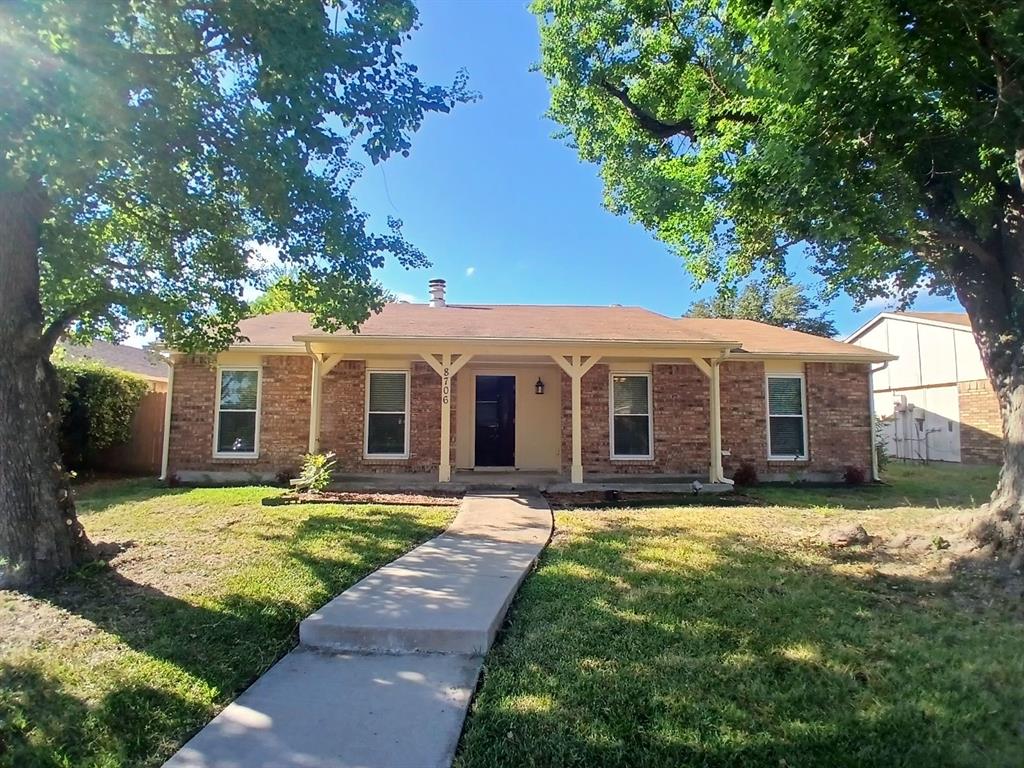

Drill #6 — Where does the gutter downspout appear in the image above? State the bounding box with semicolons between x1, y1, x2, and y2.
868;361;889;482
159;357;176;481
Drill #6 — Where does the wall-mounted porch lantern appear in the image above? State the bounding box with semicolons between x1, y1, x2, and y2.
534;377;545;395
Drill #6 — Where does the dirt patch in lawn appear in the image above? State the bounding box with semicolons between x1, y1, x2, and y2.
268;490;464;507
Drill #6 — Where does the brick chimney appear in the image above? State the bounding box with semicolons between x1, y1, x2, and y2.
428;278;446;307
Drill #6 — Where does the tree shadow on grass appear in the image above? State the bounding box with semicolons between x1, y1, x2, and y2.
74;479;190;516
5;505;446;767
456;523;1023;768
0;662;206;768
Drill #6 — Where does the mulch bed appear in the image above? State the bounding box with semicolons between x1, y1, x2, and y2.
266;490;464;507
543;490;761;510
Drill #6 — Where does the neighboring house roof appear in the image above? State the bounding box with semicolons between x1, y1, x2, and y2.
62;340;169;381
846;310;972;342
231;304;892;361
895;311;970;327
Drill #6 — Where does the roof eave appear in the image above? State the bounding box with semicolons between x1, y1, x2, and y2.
291;334;742;348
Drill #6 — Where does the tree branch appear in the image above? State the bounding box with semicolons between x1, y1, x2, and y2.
598;79;696;140
40;292;115;354
916;224;1002;275
598;78;758;142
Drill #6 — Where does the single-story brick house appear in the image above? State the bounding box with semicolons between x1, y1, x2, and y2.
160;281;894;485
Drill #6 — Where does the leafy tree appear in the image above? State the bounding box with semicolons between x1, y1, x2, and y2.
247;267;303;316
687;277;837;337
534;0;1024;558
0;0;471;586
55;362;151;471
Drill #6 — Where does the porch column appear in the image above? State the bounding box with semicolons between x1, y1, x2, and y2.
709;359;725;483
307;355;322;454
305;348;344;455
420;352;474;482
691;355;731;485
551;354;602;484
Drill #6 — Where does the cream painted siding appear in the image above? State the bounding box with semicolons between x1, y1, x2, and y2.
850;314;986;463
454;364;562;471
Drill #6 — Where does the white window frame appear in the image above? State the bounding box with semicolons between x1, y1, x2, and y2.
608;371;654;461
364;368;411;460
213;366;262;459
765;373;808;461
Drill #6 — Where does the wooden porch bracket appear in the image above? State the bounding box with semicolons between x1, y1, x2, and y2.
305;349;346;455
550;354;603;484
419;352;474;482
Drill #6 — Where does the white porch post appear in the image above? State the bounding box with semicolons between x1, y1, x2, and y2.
570;367;583;483
691;355;731;485
305;349;344;455
307;354;322;454
709;358;724;483
420;352;473;483
551;354;601;484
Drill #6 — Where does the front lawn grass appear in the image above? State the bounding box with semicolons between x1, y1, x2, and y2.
456;463;1022;768
0;482;454;768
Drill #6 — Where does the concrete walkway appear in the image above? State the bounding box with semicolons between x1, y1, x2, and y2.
164;492;552;768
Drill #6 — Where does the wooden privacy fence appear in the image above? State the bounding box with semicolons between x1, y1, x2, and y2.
97;386;167;476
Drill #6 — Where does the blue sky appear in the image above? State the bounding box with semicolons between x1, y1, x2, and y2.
350;0;960;337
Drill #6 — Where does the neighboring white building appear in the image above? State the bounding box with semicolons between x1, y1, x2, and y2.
847;312;1001;464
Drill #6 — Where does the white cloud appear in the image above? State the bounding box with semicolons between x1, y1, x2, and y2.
465;266;476;277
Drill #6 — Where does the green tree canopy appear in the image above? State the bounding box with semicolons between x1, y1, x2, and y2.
534;0;1024;554
687;277;837;337
1;0;470;586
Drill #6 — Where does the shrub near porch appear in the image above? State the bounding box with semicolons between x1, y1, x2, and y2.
0;482;453;768
457;464;1023;768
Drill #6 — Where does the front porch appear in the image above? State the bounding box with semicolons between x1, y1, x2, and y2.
302;337;737;487
330;470;734;494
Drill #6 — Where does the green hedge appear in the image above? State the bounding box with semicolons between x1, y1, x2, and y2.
55;361;150;470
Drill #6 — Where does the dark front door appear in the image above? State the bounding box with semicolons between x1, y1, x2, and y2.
475;375;515;467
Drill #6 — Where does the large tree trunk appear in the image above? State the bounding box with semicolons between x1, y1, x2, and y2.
0;182;92;588
949;197;1024;568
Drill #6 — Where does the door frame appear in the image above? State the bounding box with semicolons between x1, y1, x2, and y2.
472;372;517;469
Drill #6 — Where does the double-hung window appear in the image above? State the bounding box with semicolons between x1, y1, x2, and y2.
215;368;260;457
366;370;409;457
767;375;807;460
610;373;652;459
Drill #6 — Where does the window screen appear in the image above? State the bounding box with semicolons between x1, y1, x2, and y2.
611;374;651;457
767;376;806;458
217;370;259;454
367;372;408;455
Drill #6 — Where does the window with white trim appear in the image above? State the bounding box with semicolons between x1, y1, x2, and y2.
215;368;260;456
610;373;652;458
767;375;807;459
366;371;409;457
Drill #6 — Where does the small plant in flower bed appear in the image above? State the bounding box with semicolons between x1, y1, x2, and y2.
291;451;337;494
843;465;867;485
732;462;759;487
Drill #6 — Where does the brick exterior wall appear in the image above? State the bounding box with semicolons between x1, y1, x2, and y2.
804;362;873;477
167;353;872;481
559;363;709;475
719;361;872;480
720;361;768;475
167;355;310;476
958;379;1002;464
318;360;447;473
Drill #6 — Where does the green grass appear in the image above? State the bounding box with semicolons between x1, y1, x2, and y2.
0;482;454;768
456;463;1022;768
